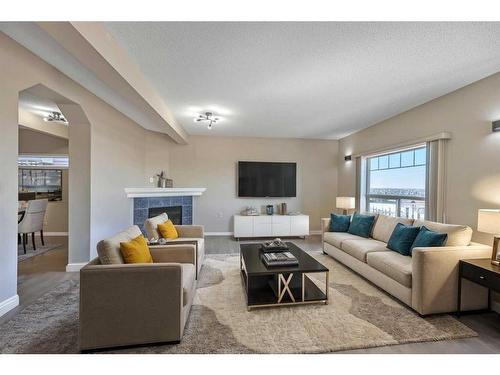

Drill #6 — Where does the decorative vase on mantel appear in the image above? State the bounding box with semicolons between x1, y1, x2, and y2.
156;171;173;188
157;171;167;188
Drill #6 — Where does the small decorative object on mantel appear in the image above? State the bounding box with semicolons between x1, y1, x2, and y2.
156;171;173;188
477;209;500;265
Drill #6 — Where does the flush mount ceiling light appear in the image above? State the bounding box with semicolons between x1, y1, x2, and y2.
195;112;219;129
43;111;68;124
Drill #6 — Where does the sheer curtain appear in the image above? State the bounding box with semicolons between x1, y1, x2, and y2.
425;139;447;222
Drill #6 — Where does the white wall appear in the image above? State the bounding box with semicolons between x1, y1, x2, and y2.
0;32;179;313
338;70;500;245
169;135;338;233
0;87;19;310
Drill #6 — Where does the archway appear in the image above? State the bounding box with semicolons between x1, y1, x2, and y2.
19;84;91;270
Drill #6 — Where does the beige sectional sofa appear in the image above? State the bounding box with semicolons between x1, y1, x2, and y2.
79;225;197;351
321;214;491;315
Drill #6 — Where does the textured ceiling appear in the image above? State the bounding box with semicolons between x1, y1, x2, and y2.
106;22;500;139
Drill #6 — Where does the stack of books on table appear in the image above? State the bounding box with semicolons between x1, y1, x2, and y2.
261;252;298;267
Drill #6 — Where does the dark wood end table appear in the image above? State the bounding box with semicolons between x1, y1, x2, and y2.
457;258;500;317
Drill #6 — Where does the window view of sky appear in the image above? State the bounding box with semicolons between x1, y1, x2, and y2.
370;165;426;189
368;147;426;191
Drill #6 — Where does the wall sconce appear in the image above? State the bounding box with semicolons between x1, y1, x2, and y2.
492;120;500;132
344;155;352;161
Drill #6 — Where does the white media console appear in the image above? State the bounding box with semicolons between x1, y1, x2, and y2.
233;214;309;239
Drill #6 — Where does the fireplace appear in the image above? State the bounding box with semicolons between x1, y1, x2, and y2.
149;206;183;225
133;195;193;234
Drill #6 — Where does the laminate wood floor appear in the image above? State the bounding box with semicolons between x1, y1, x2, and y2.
2;235;499;353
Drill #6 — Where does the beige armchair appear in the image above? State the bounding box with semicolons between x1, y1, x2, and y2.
145;213;205;277
79;225;197;351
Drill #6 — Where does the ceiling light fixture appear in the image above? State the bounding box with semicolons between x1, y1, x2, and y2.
195;112;219;129
43;111;68;124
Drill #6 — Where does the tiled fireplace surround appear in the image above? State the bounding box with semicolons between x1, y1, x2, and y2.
133;196;193;234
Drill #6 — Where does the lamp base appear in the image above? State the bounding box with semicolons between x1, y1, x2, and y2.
491;236;500;266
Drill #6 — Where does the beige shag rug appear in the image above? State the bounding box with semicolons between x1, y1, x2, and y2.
0;252;476;354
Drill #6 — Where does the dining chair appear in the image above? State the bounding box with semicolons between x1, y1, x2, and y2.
18;199;48;253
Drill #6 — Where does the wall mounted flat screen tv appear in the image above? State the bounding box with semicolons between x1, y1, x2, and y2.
238;161;296;197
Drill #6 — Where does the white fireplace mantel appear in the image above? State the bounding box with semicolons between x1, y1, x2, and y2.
125;187;206;198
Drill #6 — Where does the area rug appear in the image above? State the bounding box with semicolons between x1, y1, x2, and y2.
0;252;476;353
18;243;62;262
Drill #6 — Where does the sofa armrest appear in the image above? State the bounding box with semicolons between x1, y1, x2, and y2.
411;242;491;315
175;224;204;238
149;244;196;264
79;262;184;350
321;218;331;243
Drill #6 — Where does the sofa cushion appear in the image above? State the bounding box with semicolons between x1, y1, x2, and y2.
387;223;420;256
182;263;196;307
96;225;142;265
366;251;412;287
372;215;414;243
145;213;169;240
158;219;179;239
413;219;472;246
348;213;376;238
323;232;361;248
329;213;351;232
341;238;389;262
410;226;448;255
119;234;153;264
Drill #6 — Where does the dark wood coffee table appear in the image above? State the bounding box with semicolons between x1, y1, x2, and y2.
240;242;329;310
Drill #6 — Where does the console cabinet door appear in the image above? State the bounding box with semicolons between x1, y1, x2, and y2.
253;216;273;237
290;215;309;236
234;216;254;238
272;215;291;236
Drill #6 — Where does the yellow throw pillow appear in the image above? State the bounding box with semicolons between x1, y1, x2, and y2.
157;219;179;239
120;235;153;264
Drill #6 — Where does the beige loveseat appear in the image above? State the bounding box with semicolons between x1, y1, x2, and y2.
79;225;197;351
145;213;205;278
321;214;491;315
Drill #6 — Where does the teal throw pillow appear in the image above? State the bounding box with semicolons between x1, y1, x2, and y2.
410;226;448;256
387;223;421;256
329;214;350;232
347;213;376;238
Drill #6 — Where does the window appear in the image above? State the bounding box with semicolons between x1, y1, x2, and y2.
365;146;426;219
18;169;63;201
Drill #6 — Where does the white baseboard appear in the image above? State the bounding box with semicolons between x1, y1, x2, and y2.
205;232;234;236
44;232;68;236
66;262;86;272
309;230;322;235
0;294;19;318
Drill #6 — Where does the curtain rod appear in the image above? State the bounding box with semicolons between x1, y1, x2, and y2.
351;132;451;158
